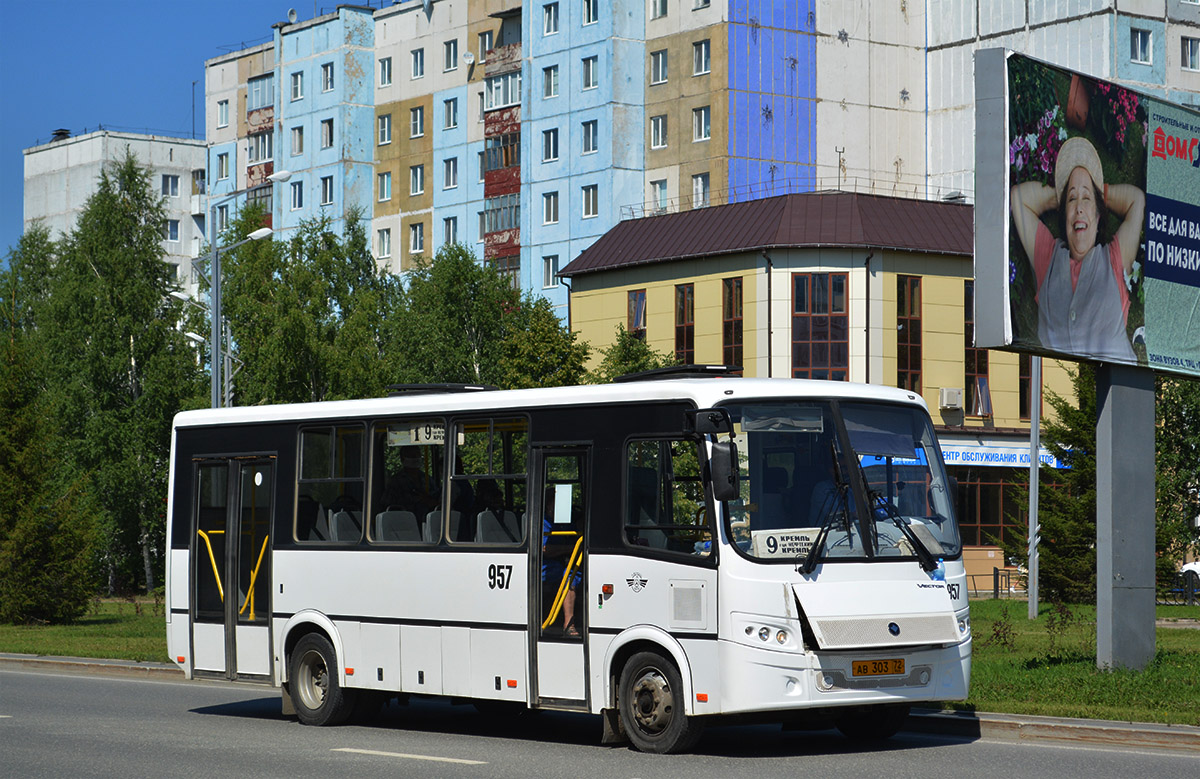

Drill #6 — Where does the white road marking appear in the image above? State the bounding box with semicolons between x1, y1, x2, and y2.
333;747;487;765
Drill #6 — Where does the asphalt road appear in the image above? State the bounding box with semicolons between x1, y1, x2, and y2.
1;667;1196;778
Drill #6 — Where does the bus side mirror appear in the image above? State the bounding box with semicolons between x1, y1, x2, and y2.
710;440;740;502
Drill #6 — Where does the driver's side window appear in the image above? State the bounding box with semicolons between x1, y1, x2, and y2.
623;439;711;557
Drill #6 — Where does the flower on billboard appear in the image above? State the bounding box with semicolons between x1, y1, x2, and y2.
1010;105;1066;185
1090;81;1143;156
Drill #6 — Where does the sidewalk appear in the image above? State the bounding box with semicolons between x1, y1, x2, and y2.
3;652;1198;753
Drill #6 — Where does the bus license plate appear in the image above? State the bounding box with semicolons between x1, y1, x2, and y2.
852;659;905;677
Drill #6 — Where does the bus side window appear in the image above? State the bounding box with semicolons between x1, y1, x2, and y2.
624;439;712;557
295;425;365;544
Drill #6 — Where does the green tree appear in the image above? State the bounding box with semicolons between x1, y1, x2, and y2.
0;229;102;622
220;208;400;403
496;294;589;389
1155;376;1200;581
585;324;677;384
389;243;520;386
33;150;204;593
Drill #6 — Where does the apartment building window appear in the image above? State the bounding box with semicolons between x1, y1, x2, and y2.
582;56;598;89
651;114;668;148
217;99;229;128
478;151;486;181
321;62;334;92
651;179;667;210
1019;353;1033;421
652;0;668;20
693;106;711;141
723;277;744;368
163;219;180;242
543;255;559;287
378;114;392;145
444;39;458;71
247;74;274;111
544;2;559;35
628;289;647;339
478;91;485;122
216;204;229;232
444;157;458;189
897;275;922;393
543;191;559;224
217;153;229;181
161;174;179;197
792;272;849;381
412;48;425;79
694;0;711;7
582;120;598;154
485;132;521;170
378;171;392;202
321;118;334;149
691;172;710;208
544;65;559;98
965;280;992;416
291;71;304;100
291;126;304;155
493;256;521;289
693;40;711;75
410;106;425;138
443;216;458;246
484;193;520;232
379;57;392;87
650;50;668;84
582;184;598;218
478;30;494;60
320;176;334;206
378;228;391;258
290;181;304;210
478;211;486;239
675;284;695;363
410;164;425;195
410;222;425;254
1184;37;1200;71
542;128;559;162
1130;29;1151;64
485;72;521;109
444;98;459;129
246;185;271;214
248;132;273;163
584;0;598;25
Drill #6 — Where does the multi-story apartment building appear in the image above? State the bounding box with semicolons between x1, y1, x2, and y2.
23;129;207;296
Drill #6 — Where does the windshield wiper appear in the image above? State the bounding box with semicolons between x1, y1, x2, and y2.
797;443;850;575
866;486;940;573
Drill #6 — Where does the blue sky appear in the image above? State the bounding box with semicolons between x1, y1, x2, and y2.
0;1;331;257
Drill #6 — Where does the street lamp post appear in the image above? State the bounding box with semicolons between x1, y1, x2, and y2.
203;169;292;408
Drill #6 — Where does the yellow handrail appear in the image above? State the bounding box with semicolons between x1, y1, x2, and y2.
542;536;584;630
238;535;269;620
196;529;224;602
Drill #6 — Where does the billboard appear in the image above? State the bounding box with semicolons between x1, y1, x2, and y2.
974;50;1200;379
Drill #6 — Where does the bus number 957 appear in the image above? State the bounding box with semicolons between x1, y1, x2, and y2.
488;564;513;590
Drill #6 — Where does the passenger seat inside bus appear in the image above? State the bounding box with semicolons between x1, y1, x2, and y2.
331;510;362;542
476;509;520;543
375;510;421;542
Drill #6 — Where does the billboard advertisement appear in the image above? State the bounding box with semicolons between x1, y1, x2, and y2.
974;50;1200;379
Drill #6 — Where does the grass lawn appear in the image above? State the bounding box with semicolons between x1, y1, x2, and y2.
2;597;1197;726
957;599;1200;726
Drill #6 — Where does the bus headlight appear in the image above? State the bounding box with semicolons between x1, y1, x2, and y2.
758;627;771;642
776;630;788;645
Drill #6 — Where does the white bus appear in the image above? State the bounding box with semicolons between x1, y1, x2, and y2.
165;371;970;753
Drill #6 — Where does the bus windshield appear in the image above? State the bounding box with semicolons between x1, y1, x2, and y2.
722;400;961;563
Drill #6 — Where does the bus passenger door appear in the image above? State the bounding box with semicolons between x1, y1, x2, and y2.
191;457;274;682
531;447;589;707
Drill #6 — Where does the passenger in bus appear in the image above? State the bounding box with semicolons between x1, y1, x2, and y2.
382;446;437;520
542;489;580;637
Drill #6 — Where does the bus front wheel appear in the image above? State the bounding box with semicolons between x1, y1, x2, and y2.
290;633;356;726
618;651;704;754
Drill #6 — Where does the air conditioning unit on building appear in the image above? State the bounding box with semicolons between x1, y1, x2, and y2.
938;387;964;410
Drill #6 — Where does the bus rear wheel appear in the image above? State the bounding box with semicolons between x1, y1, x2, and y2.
618;651;704;754
835;703;910;742
290;633;356;726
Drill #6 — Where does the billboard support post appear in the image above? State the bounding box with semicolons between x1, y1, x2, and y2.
1095;363;1156;671
1027;356;1041;620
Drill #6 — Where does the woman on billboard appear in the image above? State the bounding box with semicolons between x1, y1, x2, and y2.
1011;136;1145;362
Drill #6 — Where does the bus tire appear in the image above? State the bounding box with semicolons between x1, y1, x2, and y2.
290;633;356;726
835;704;910;742
618;651;704;754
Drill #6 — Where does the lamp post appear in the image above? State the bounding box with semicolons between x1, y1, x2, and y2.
203;169;292;408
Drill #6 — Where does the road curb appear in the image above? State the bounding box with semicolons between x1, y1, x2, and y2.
4;654;1196;752
0;653;182;680
909;708;1200;752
